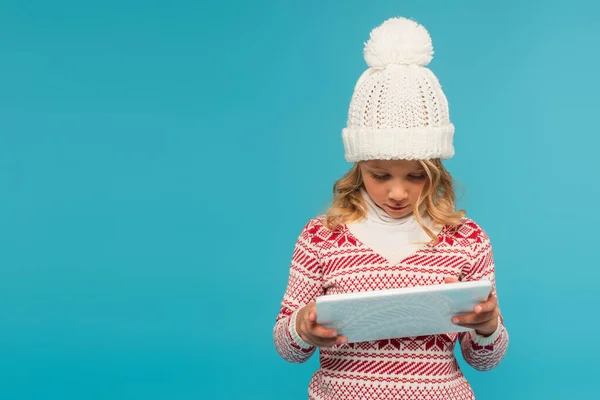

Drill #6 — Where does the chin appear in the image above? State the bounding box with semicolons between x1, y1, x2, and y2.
389;209;412;217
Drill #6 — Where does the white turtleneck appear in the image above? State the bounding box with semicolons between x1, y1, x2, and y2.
345;188;443;265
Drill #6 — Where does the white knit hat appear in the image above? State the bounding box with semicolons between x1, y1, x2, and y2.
342;17;455;162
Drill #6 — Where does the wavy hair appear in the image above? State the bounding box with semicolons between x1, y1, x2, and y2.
323;159;466;246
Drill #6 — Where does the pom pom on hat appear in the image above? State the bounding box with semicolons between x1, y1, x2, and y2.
363;17;434;68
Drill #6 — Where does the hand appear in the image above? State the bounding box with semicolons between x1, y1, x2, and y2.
296;301;348;347
444;277;499;337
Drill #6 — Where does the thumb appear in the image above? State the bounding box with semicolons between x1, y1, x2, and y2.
444;277;460;284
307;302;317;322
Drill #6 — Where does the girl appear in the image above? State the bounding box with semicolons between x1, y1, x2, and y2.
273;17;509;400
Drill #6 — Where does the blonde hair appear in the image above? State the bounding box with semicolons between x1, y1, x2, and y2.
323;159;466;246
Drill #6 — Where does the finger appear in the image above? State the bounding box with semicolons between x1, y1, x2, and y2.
453;309;497;325
305;333;341;347
310;324;338;339
474;296;498;314
444;277;460;284
335;335;348;345
306;302;317;322
454;320;498;334
304;335;333;347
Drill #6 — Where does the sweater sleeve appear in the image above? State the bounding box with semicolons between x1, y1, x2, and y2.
273;218;325;363
458;226;509;371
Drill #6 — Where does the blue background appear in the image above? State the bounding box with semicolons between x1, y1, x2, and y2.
1;0;598;399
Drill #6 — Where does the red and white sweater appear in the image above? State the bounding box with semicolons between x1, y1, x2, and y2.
273;191;509;399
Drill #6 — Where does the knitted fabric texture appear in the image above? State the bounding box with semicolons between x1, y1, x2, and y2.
342;17;455;162
273;216;508;399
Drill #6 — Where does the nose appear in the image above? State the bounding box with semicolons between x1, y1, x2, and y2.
388;184;408;204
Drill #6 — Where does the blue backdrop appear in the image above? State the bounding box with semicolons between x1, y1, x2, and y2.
1;0;598;399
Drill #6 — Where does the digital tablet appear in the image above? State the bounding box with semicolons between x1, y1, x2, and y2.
315;280;492;343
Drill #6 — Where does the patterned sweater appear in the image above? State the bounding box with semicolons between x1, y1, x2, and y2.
273;206;509;399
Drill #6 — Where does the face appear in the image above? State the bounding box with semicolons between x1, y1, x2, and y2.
358;159;428;218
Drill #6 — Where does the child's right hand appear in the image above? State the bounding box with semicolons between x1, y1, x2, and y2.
296;301;348;347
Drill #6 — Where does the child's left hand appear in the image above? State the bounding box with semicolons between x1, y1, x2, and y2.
444;277;499;337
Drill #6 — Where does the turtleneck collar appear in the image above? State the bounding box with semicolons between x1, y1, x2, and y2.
359;187;418;226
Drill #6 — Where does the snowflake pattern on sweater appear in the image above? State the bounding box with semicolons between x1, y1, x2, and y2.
273;216;508;400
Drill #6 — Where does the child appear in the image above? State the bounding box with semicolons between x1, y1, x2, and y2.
273;17;508;400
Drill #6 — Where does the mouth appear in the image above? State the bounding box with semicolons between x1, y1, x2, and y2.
387;204;408;211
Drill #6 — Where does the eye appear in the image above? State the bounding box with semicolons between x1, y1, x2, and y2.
408;174;427;181
370;173;389;181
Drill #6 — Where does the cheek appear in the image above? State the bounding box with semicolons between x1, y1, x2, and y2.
363;179;384;197
409;183;427;200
